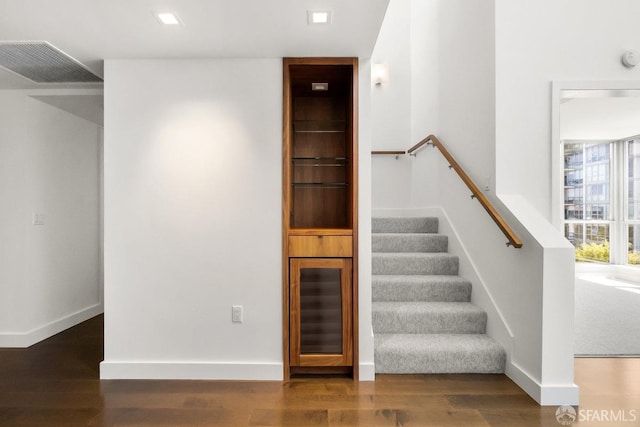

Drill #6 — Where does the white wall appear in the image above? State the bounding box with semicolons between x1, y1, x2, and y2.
358;59;375;380
0;93;29;334
371;0;414;208
0;91;101;347
102;59;283;379
370;0;442;209
495;0;640;218
435;1;495;190
371;0;411;149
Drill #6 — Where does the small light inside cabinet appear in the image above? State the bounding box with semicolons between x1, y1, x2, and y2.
312;82;329;91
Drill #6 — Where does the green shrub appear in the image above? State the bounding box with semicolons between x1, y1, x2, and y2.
575;241;640;264
629;251;640;265
575;241;609;263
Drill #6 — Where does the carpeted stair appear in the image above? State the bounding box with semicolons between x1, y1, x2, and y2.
372;217;506;374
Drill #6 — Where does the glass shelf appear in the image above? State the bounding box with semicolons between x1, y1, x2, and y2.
292;157;347;161
292;182;348;187
294;120;346;133
292;157;347;168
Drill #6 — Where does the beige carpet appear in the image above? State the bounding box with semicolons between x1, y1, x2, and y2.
575;275;640;356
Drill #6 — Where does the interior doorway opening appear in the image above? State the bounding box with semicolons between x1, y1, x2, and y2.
553;83;640;357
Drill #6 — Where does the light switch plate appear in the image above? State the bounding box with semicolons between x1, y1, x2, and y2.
32;212;45;226
232;305;243;323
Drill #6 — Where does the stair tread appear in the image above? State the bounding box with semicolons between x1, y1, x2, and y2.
372;275;471;284
372;276;471;302
372;217;438;234
372;233;448;253
372;252;459;276
373;232;446;237
373;252;456;258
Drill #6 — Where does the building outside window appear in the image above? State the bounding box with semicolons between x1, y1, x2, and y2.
563;138;640;265
627;140;640;262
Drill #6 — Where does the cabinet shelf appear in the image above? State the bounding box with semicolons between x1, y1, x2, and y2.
292;157;347;161
292;182;348;187
294;120;346;133
292;157;348;168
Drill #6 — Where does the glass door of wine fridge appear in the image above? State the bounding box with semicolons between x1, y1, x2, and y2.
289;258;352;367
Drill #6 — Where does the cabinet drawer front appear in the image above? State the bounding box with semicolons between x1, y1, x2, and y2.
289;236;352;257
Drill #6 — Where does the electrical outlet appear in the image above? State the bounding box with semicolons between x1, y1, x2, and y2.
32;212;45;226
232;305;243;323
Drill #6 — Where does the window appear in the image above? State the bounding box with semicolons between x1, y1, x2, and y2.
627;141;640;264
563;138;640;265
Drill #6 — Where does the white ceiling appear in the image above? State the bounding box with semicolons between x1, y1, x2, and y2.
0;0;390;89
561;92;640;140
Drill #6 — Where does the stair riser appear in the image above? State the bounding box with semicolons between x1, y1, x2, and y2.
372;255;458;275
372;234;448;253
373;311;487;334
372;282;471;302
372;217;438;234
375;351;505;374
374;334;506;374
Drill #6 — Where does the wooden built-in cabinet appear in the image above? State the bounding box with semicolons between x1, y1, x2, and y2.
283;58;358;379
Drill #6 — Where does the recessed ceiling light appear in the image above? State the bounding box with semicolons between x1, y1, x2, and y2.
308;10;332;25
156;12;181;25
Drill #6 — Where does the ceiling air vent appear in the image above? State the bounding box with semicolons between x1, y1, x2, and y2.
0;42;102;83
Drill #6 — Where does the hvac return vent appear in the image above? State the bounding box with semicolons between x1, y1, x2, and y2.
0;42;102;83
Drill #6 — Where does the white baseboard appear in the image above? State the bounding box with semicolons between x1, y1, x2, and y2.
359;362;376;381
100;361;284;380
506;362;579;406
0;303;103;348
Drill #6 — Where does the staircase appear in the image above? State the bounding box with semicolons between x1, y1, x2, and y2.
372;217;506;374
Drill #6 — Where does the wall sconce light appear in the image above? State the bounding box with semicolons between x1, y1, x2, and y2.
373;63;388;86
622;51;639;68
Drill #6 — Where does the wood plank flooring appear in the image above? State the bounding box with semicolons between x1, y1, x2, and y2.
0;315;637;426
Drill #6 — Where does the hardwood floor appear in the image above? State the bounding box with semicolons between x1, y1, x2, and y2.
0;315;637;426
